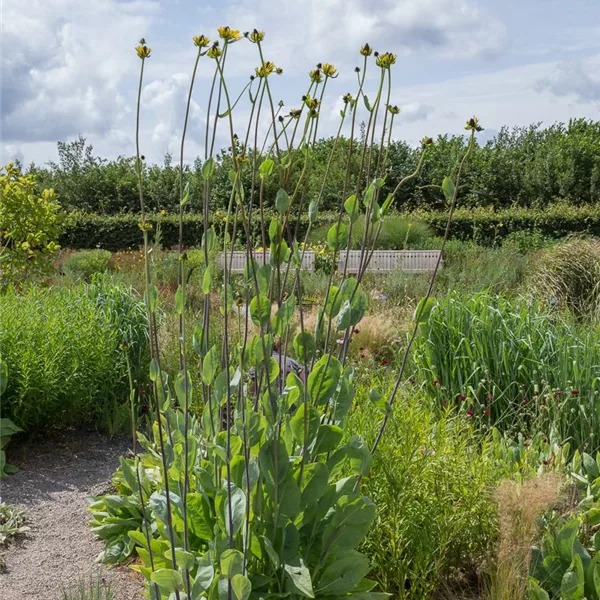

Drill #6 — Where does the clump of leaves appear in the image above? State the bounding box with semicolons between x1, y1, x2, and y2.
0;502;29;569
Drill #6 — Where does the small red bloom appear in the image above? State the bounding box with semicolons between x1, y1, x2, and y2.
485;395;493;403
466;409;474;417
459;395;466;401
433;380;439;387
571;389;580;396
381;359;389;366
543;459;551;466
408;376;415;385
534;391;540;397
522;397;528;404
353;328;360;334
360;353;366;359
555;391;562;396
483;409;490;416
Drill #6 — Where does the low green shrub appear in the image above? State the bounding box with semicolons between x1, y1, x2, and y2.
61;249;112;280
0;279;148;432
350;392;497;598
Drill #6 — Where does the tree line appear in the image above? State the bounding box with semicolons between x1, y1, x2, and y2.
20;118;600;215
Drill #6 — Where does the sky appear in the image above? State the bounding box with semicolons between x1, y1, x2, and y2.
2;0;600;167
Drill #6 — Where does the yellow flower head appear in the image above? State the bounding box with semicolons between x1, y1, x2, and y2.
193;34;210;48
360;43;373;56
255;61;275;78
160;209;166;215
465;116;484;132
322;63;337;77
136;44;152;59
309;69;323;83
303;95;320;110
375;52;397;68
218;26;241;42
249;29;265;43
207;43;222;59
387;105;401;115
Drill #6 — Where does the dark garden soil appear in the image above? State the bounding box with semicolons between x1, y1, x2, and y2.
0;431;144;599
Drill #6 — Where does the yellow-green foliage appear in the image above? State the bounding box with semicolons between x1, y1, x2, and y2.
0;164;65;285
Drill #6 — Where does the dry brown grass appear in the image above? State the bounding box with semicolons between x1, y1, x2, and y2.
488;474;563;600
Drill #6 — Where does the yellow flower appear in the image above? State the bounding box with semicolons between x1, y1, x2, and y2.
465;116;484;132
322;63;337;77
249;29;265;43
360;43;373;56
255;61;275;78
193;34;210;48
160;209;166;215
135;44;152;59
375;52;397;68
207;43;222;59
217;26;241;42
387;105;401;115
303;95;320;110
309;69;323;83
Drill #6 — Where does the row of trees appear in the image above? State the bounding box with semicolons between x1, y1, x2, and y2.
22;118;600;215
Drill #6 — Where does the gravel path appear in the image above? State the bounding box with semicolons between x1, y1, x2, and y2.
0;431;145;599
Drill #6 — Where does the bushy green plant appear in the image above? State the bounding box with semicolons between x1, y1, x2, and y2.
350;392;497;598
0;502;29;569
62;249;112;280
529;237;600;319
414;293;600;451
0;163;65;285
0;280;147;432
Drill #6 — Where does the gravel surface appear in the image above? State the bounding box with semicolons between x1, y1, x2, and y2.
0;431;145;599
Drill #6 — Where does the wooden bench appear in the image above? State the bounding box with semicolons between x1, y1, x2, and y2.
218;250;441;274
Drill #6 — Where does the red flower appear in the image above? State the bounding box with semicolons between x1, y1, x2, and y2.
571;389;580;396
353;328;360;334
360;353;366;359
483;409;490;416
466;409;474;417
433;380;439;387
459;395;466;401
555;391;562;397
381;359;389;366
485;395;493;403
408;376;415;385
534;391;540;397
522;397;528;404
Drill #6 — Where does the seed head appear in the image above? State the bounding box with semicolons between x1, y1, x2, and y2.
309;69;323;83
193;34;210;48
387;105;400;115
289;108;302;119
342;93;353;104
275;67;283;75
421;136;434;148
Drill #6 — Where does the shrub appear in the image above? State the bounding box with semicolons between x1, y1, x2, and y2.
529;236;600;319
0;163;65;285
0;279;148;432
61;249;112;280
350;393;497;598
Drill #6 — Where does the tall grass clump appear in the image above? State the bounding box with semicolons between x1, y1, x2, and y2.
61;249;112;281
88;28;482;600
0;279;147;432
530;236;600;320
414;292;600;450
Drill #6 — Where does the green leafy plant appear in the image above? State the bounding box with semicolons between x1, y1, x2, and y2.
0;163;65;285
0;502;29;569
62;249;112;281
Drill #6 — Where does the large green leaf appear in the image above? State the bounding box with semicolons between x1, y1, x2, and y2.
284;558;315;598
308;355;343;406
317;549;370;595
231;574;252;600
293;331;315;365
327;222;349;252
556;519;579;563
344;195;359;223
298;462;329;504
259;440;289;485
151;569;183;594
562;553;585;600
290;403;320;446
275;188;291;214
527;578;550;600
250;294;271;328
221;548;244;579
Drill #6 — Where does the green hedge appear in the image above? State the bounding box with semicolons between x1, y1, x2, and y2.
58;204;600;251
415;203;600;245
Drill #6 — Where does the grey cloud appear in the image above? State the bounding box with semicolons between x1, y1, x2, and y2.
537;60;600;103
400;103;434;123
